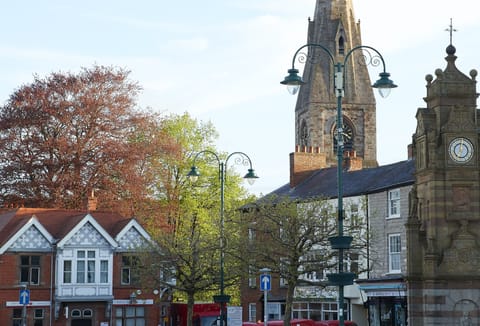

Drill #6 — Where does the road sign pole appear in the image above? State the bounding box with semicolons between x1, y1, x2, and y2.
22;303;26;326
264;287;268;326
19;287;30;326
259;268;271;326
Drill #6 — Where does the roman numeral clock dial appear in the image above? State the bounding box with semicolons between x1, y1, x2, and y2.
449;137;474;163
333;123;353;152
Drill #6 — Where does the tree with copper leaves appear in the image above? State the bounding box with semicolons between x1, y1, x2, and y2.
0;65;168;210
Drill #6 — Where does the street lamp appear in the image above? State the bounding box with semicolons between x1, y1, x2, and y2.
187;150;259;326
281;43;396;326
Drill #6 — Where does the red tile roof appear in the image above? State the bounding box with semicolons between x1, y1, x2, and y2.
0;208;134;247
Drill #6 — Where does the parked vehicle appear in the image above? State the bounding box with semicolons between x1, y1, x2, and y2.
172;303;221;326
244;319;357;326
243;319;316;326
314;321;357;326
268;319;316;326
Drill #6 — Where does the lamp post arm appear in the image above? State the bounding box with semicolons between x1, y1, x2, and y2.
344;45;389;73
224;151;255;171
191;149;221;166
290;43;336;70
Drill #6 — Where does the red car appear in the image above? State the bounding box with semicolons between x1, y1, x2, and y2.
243;320;315;326
314;321;357;326
269;320;315;326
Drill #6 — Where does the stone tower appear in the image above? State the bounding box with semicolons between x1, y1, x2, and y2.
290;0;377;187
407;43;480;325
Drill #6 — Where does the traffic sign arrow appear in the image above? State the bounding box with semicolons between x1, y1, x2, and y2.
260;274;271;291
19;289;30;305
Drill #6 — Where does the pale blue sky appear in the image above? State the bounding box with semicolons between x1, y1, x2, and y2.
0;1;479;196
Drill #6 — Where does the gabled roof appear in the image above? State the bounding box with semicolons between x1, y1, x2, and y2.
267;159;415;201
116;219;152;251
0;215;54;254
56;213;118;248
0;208;143;252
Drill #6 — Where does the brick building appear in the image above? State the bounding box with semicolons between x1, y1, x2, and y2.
0;207;170;326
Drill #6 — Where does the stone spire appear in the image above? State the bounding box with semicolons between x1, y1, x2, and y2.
290;0;377;187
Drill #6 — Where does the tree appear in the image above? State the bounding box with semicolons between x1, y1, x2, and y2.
135;113;255;326
0;65;170;210
240;195;367;325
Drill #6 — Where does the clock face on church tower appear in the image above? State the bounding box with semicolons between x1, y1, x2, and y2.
449;137;474;163
333;122;354;151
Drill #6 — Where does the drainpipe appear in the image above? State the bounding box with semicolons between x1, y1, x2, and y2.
49;243;56;326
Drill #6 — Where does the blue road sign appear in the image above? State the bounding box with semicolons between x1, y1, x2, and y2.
260;274;271;291
19;289;30;305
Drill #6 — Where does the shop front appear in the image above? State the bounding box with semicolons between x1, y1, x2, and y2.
357;277;407;326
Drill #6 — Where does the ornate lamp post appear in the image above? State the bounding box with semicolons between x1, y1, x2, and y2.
188;150;259;326
281;43;396;326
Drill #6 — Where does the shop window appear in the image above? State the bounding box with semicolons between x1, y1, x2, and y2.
13;308;22;326
34;308;44;326
115;306;145;326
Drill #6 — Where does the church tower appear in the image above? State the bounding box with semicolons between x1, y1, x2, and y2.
407;41;480;325
290;0;377;187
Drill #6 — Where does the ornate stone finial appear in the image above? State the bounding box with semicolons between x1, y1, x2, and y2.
445;18;457;55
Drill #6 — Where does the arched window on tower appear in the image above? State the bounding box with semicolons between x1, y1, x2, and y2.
338;36;345;55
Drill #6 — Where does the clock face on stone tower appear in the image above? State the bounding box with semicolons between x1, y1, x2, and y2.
449;137;474;163
333;122;354;152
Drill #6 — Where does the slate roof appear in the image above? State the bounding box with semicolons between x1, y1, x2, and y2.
265;159;415;201
0;208;134;248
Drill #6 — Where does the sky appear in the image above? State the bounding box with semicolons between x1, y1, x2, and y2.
0;0;479;196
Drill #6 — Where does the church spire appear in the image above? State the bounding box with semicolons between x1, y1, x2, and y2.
291;0;378;175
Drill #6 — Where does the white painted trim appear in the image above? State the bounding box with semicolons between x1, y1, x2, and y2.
112;299;154;305
56;214;118;249
0;215;54;254
115;219;151;243
6;301;51;307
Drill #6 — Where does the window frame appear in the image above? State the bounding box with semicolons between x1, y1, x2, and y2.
63;260;72;283
20;255;41;285
114;306;145;326
387;189;401;218
121;255;139;285
388;233;402;273
76;250;96;284
248;303;256;322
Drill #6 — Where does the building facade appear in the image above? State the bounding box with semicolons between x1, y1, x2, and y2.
407;43;480;325
240;160;414;326
0;208;170;326
242;1;413;325
358;185;412;326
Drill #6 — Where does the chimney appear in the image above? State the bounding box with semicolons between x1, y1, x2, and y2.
343;150;364;171
87;190;97;211
407;143;414;160
290;146;327;188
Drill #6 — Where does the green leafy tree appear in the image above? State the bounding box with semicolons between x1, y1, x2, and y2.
136;113;255;326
